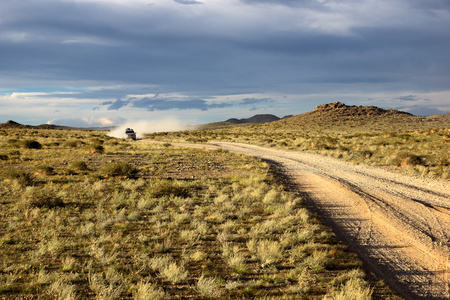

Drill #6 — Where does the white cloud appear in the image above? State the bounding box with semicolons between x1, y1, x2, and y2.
46;116;125;127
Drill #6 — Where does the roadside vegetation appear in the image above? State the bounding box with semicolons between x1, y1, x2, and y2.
0;128;399;299
146;104;450;179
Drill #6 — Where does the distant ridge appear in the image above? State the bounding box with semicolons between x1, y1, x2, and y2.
270;102;450;133
0;120;111;131
196;113;293;130
0;120;27;128
226;114;281;124
427;113;450;120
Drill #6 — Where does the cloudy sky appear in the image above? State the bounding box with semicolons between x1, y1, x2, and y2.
1;0;449;127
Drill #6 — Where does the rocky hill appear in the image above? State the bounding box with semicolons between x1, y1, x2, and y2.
0;120;27;128
312;101;411;117
266;102;450;133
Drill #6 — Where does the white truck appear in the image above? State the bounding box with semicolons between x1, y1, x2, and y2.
125;128;137;140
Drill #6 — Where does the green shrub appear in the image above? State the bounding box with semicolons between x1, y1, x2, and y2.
87;144;105;154
71;160;89;171
64;140;80;148
21;140;42;149
360;150;373;159
148;180;190;198
8;150;21;157
90;138;104;146
35;165;55;176
21;187;64;208
7;139;20;147
100;161;139;178
4;169;34;186
395;153;425;167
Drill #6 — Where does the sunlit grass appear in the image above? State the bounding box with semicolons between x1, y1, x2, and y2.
146;116;450;179
0;127;400;298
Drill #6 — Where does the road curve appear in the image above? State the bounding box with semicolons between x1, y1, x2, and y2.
212;142;450;300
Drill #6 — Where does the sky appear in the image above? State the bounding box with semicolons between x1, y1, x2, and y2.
1;0;449;128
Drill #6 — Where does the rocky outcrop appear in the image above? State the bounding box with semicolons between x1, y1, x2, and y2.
0;120;26;128
313;102;347;111
313;102;412;117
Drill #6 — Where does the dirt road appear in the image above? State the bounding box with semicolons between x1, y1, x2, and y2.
207;142;450;299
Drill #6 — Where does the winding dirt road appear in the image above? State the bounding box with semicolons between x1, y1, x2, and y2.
208;142;450;299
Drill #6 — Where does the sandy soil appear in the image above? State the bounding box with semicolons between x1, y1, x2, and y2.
200;142;450;300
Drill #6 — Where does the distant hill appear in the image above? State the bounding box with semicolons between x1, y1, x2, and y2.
197;114;293;130
0;120;26;128
426;113;450;121
0;120;111;131
226;114;281;124
266;102;450;133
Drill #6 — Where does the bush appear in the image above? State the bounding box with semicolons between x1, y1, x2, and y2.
35;165;55;176
196;275;222;298
21;140;42;149
100;161;139;178
133;281;165;300
161;263;188;284
71;161;89;171
395;153;425;167
64;140;81;148
7;139;20;148
8;150;21;157
87;144;105;154
360;150;373;159
324;277;373;300
21;187;64;208
256;240;283;267
4;169;34;186
148;180;190;198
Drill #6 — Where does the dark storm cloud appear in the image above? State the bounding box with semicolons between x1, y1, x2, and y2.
240;98;274;105
46;87;154;100
133;97;231;111
242;0;450;11
239;0;327;8
102;95;232;111
2;0;449;94
1;0;450;124
408;0;450;10
394;95;422;102
103;99;130;110
173;0;203;4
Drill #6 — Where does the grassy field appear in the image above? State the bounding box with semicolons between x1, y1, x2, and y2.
147;104;450;179
0;127;400;299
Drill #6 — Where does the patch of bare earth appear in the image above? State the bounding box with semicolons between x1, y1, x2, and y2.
204;142;450;300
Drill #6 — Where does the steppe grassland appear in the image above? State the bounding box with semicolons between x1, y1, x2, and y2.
0;128;391;299
148;124;450;179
